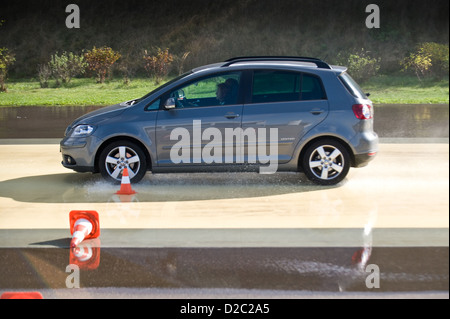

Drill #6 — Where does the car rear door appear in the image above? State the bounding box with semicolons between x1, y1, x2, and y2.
241;70;329;163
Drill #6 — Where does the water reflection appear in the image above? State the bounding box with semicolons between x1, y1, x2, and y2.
0;245;447;292
70;239;101;270
373;104;449;138
0;105;102;139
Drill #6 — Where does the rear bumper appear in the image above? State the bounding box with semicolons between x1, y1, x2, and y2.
351;131;379;167
354;151;377;167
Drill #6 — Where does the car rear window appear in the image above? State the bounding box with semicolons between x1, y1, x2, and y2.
339;72;368;99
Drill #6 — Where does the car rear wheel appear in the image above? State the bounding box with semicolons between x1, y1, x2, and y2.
302;139;350;185
98;140;147;183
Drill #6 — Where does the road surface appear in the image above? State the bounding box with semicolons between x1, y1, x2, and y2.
0;140;448;298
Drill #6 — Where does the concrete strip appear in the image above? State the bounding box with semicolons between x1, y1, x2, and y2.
0;228;448;248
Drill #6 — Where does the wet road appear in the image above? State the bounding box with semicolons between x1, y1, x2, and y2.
0;142;448;298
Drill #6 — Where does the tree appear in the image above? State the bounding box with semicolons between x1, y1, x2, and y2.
84;46;121;83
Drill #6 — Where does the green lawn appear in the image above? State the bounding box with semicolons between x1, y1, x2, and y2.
361;75;449;104
0;75;448;106
0;78;160;106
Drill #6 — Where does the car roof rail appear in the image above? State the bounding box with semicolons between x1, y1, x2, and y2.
222;56;332;69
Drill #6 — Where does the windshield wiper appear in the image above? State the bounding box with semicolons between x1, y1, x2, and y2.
122;99;140;106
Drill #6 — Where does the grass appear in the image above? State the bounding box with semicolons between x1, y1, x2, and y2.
361;75;449;104
0;75;448;107
0;78;161;106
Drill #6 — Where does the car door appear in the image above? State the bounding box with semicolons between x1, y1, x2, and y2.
155;71;243;167
241;70;329;164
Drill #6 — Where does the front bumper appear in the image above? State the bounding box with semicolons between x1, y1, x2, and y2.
60;135;102;173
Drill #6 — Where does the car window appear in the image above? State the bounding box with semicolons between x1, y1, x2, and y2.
252;70;300;103
168;72;241;108
145;99;160;111
339;72;367;99
301;73;326;100
251;70;326;103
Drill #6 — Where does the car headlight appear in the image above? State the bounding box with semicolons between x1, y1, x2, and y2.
71;124;95;137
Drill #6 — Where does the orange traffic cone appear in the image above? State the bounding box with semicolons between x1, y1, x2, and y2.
116;167;136;195
69;210;100;248
1;291;43;299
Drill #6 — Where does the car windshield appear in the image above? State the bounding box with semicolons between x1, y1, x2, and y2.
132;71;193;104
339;72;368;99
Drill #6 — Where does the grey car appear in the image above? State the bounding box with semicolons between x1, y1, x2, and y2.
60;56;378;185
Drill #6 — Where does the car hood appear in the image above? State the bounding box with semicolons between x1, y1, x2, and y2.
64;103;130;136
72;103;129;124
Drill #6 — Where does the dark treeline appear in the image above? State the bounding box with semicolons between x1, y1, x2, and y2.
1;0;448;77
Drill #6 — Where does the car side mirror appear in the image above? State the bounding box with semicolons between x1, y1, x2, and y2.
164;97;176;109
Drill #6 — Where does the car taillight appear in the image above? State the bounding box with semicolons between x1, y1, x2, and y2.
352;104;373;120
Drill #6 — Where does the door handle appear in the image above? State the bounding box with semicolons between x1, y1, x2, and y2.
310;108;324;115
225;113;240;119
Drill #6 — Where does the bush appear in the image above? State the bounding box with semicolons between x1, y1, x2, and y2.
0;47;15;92
48;51;87;85
143;48;174;84
339;49;380;83
401;42;449;80
37;63;52;88
174;51;191;75
117;52;141;85
419;42;449;76
84;46;121;83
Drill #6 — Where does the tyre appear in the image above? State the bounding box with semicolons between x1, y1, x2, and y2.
98;140;147;183
301;139;350;185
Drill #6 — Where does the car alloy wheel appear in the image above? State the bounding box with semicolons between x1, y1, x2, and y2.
302;139;350;185
99;140;147;183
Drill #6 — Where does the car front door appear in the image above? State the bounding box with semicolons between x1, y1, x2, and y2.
155;72;243;167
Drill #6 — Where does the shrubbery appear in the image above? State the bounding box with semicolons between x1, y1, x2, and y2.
35;47;181;87
337;49;380;83
401;42;449;80
143;48;174;84
0;47;15;92
84;46;121;84
38;51;87;88
37;63;52;88
0;20;15;92
49;52;87;85
13;42;450;92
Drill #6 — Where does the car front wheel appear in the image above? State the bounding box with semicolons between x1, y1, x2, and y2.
98;140;147;183
302;139;350;185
